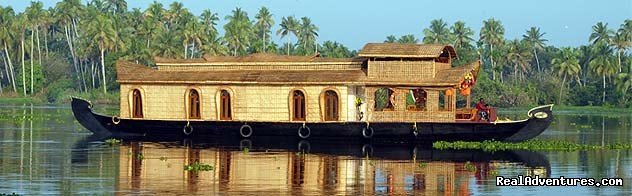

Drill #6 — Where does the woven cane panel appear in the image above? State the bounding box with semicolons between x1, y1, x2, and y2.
120;84;348;122
367;61;434;81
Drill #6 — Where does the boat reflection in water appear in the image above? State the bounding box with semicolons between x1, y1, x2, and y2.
76;136;550;195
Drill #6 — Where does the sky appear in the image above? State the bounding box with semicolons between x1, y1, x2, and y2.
3;0;631;50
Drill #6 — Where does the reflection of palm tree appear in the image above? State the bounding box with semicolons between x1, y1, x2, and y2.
522;27;547;73
423;19;450;44
552;47;581;104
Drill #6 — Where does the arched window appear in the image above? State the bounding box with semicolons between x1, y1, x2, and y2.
189;89;201;119
324;90;339;121
220;90;232;120
132;89;143;118
292;90;306;121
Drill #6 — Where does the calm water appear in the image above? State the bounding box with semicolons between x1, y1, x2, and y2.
0;104;631;195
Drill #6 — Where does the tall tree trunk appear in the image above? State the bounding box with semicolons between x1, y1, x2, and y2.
263;31;266;53
559;73;566;105
1;52;8;93
191;41;195;59
36;27;41;65
91;62;95;89
44;26;48;58
21;36;26;96
602;75;606;103
4;42;17;92
31;26;35;94
184;42;188;59
490;44;495;78
617;51;621;73
64;25;81;92
101;49;107;94
534;48;541;74
287;37;290;55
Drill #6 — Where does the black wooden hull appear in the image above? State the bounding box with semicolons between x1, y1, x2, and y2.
71;97;553;142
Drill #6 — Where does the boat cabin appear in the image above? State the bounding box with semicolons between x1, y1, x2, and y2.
115;43;482;123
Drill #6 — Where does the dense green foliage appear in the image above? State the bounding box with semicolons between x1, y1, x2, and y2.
0;1;629;107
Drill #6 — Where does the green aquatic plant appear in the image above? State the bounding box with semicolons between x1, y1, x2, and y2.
184;162;214;172
0;193;21;196
433;140;632;152
464;161;476;172
104;138;121;146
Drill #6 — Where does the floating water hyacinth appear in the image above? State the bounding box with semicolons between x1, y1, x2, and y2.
184;162;214;172
433;140;632;152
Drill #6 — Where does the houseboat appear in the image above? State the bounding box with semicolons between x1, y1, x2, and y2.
71;43;553;141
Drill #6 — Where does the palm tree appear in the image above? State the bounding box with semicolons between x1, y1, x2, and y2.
589;22;613;45
86;14;118;94
183;18;203;59
384;35;397;43
224;7;253;56
480;18;505;80
589;42;617;103
450;21;474;50
615;73;632;103
522;27;547;73
320;40;350;58
26;1;45;94
610;32;628;73
298;17;319;55
0;7;17;92
254;7;273;53
153;31;181;58
507;39;532;82
551;47;581;104
104;0;127;15
277;16;299;55
423;19;450;44
397;34;418;44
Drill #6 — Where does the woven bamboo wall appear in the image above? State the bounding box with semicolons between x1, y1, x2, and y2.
365;87;455;122
435;62;451;71
157;63;362;71
367;61;434;81
120;84;349;122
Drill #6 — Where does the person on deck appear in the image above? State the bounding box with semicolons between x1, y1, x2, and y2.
475;98;490;122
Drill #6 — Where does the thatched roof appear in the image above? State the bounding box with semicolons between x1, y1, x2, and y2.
154;53;363;65
358;43;457;58
116;60;478;87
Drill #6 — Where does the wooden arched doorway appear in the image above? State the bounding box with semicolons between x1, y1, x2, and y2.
132;89;143;118
324;90;339;121
219;90;232;120
292;90;306;121
189;89;201;119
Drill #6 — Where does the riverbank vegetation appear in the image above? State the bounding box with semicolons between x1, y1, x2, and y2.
0;1;630;107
